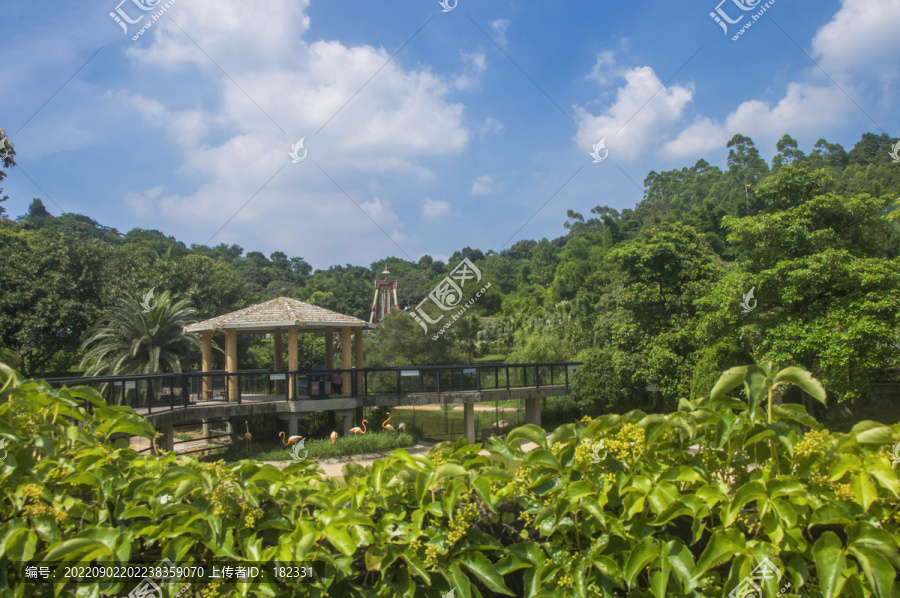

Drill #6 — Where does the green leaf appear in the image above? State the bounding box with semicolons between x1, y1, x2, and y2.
772;367;826;404
692;529;746;580
850;472;877;511
624;537;658;588
459;552;514;595
709;367;749;401
813;532;847;598
506;425;548;450
434;464;468;481
848;546;895;597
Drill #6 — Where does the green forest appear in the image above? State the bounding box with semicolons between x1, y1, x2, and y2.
1;131;899;415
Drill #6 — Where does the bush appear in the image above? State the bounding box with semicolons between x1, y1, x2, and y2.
1;362;899;596
571;347;649;415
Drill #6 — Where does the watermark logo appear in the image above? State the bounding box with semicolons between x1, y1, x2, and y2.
289;137;308;163
140;288;158;313
289;438;310;463
889;441;900;465
709;0;776;41
740;287;757;313
408;258;491;337
590;439;607;463
439;0;457;12
127;557;175;598
889;141;900;164
590;137;609;163
0;438;7;462
110;0;176;40
728;557;790;597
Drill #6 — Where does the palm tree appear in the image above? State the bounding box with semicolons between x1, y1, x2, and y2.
79;290;201;404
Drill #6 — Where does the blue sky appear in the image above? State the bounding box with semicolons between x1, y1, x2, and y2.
1;0;897;268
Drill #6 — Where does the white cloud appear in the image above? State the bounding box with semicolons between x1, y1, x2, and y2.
471;174;496;196
575;66;693;161
480;116;503;135
585;50;620;86
490;19;509;48
454;49;487;90
422;197;451;218
812;0;900;87
113;0;472;264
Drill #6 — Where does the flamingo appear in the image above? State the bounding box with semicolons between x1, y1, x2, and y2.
330;431;338;444
279;431;304;446
398;423;407;433
349;420;367;435
382;413;395;432
244;421;252;453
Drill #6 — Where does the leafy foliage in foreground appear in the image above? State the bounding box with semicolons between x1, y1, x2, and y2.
1;363;899;597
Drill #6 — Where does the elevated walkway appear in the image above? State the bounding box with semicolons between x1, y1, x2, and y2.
44;362;579;448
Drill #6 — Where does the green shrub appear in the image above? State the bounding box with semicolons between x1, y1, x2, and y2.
1;362;899;597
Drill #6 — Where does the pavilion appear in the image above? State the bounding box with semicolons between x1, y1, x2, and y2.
183;295;375;399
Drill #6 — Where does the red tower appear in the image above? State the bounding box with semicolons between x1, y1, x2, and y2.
369;269;399;324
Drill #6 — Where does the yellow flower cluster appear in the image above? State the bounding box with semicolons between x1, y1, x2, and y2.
201;580;223;598
574;441;593;468
425;544;441;569
550;441;568;457
243;509;259;528
409;538;422;551
580;415;593;424
23;504;66;522
447;500;479;546
605;423;645;462
20;483;44;502
794;429;832;458
603;473;616;486
519;511;535;528
557;574;574;588
835;483;854;501
430;452;448;470
211;485;233;517
808;473;827;486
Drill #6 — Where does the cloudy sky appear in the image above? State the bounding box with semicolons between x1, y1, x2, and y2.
1;0;898;268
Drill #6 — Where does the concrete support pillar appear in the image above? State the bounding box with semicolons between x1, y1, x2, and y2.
225;329;238;401
525;397;541;427
201;419;209;438
354;328;364;397
336;409;356;436
159;423;175;452
288;327;298;398
273;330;284;395
325;328;334;370
341;327;352;397
288;415;299;437
201;330;213;399
464;402;475;444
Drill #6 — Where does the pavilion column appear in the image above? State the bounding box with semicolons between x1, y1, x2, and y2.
354;328;364;397
225;329;237;402
288;327;298;399
464;402;475;444
325;327;334;370
201;330;212;399
341;327;352;397
273;330;283;395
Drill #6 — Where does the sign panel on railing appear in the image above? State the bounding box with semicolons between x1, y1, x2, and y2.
567;365;578;371
125;381;136;390
463;368;476;374
400;370;419;377
269;373;286;380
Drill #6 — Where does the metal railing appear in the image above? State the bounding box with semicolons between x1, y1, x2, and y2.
42;362;581;413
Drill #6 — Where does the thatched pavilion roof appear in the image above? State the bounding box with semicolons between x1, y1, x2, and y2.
184;296;374;334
